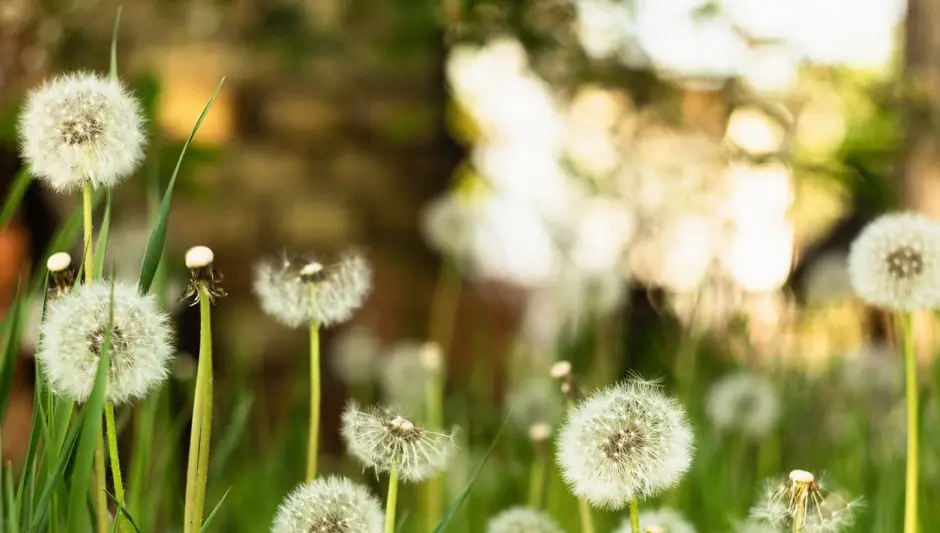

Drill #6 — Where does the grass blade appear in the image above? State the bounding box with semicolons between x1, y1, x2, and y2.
199;487;231;533
0;169;31;230
0;289;23;426
92;188;112;279
5;462;18;533
208;394;254;479
15;358;47;530
433;415;510;533
137;78;225;294
109;7;122;81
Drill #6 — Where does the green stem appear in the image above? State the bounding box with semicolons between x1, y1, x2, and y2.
83;182;93;285
793;502;805;533
424;363;443;531
578;496;595;533
183;283;214;533
903;312;919;533
105;403;127;531
94;433;109;533
527;449;547;509
629;497;640;533
307;320;321;482
385;467;400;533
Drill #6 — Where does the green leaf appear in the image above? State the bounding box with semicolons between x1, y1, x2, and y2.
109;7;122;81
5;461;18;533
0;289;23;426
15;357;46;530
199;487;231;533
92;188;112;279
208;394;254;479
433;415;510;533
137;77;225;294
66;284;114;530
29;409;82;533
0;168;32;230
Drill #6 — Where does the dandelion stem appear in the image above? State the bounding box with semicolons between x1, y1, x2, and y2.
385;466;400;533
902;312;919;533
306;319;321;481
82;182;93;284
424;362;443;532
577;496;595;533
527;449;547;509
629;497;640;533
184;283;214;533
104;403;128;531
93;433;109;533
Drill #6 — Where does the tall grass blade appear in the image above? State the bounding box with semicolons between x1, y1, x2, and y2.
109;7;122;81
0;169;31;230
0;290;23;425
199;488;231;533
137;78;225;294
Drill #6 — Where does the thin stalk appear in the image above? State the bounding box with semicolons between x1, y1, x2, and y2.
104;403;127;531
577;497;595;533
629;497;640;533
385;467;400;533
793;503;805;533
424;366;443;531
193;283;215;531
306;319;321;481
527;449;547;509
82;182;93;285
902;312;919;533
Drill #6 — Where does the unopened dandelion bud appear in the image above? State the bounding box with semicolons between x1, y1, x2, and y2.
271;476;384;533
420;341;443;372
528;423;552;443
46;252;75;296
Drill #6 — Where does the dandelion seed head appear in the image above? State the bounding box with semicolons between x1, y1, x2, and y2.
705;372;781;439
253;251;372;328
46;252;71;272
270;476;384;533
37;281;173;404
340;403;455;482
18;72;145;192
750;471;863;532
613;507;695;533
185;245;215;269
836;343;902;400
556;380;694;509
330;325;380;386
486;507;565;533
848;212;940;311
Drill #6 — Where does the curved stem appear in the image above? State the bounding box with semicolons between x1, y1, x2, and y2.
903;312;919;533
385;467;400;533
306;320;321;482
629;497;640;533
105;403;127;531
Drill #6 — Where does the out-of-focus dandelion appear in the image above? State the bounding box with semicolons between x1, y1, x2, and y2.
270;476;384;533
802;252;853;306
507;379;565;431
848;212;940;311
835;343;902;401
341;403;454;533
18;71;145;192
556;379;693;510
420;193;479;261
37;280;172;404
486;507;565;533
705;372;781;439
613;507;696;533
750;470;863;532
330;324;381;387
732;519;778;533
378;341;434;412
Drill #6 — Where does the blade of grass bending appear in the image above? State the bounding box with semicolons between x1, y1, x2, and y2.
0;289;23;426
0;169;31;230
66;285;114;531
109;7;122;81
199;487;231;533
92;188;112;279
433;414;511;533
108;491;141;533
137;78;225;294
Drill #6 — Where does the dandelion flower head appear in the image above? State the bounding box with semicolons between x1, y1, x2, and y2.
705;372;781;439
848;212;940;311
254;250;372;328
556;379;694;509
341;403;455;482
270;476;383;533
613;507;695;533
750;470;863;532
37;281;173;404
486;507;565;533
19;71;145;192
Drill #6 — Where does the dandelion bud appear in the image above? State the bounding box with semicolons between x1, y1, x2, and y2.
486;507;565;533
750;470;863;531
19;72;145;192
183;245;226;305
705;372;781;439
340;403;455;482
46;252;75;296
270;476;384;533
557;379;693;510
848;212;940;310
254;250;372;328
528;423;552;443
185;245;215;269
613;507;695;533
46;252;72;272
37;281;173;404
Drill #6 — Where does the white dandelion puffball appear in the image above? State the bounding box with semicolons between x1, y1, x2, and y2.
330;324;381;386
486;507;565;533
19;71;145;192
270;476;384;533
378;341;433;411
37;281;173;404
556;380;693;509
848;212;940;311
254;251;372;328
613;507;696;533
705;372;781;439
341;403;455;482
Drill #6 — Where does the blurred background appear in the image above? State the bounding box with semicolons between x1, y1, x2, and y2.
0;0;936;531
